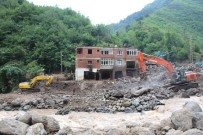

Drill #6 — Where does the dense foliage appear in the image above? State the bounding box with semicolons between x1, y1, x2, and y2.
112;0;203;61
0;0;115;92
0;0;202;93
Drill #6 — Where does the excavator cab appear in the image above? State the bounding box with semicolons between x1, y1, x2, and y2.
171;70;187;84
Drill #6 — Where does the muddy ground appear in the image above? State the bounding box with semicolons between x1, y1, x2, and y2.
0;65;203;134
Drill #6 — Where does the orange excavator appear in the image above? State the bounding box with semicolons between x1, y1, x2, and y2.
137;51;198;90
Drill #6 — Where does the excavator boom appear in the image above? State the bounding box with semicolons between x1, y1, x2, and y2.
138;51;173;78
137;51;198;90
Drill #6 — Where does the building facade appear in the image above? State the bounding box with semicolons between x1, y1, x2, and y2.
75;46;140;80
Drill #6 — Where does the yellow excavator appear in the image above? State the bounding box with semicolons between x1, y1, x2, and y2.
19;75;54;92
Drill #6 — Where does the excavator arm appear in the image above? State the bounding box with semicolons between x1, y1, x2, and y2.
137;51;174;78
30;75;54;88
19;75;54;90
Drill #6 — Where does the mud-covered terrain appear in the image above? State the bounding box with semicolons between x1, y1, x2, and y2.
0;65;203;134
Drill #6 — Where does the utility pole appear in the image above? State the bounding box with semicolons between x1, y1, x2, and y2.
60;51;63;74
189;35;193;63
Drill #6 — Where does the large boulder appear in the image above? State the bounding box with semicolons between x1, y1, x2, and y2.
45;116;60;132
26;123;47;135
18;112;46;125
193;112;203;130
183;101;202;113
11;98;23;107
170;109;193;131
18;112;33;125
18;111;60;133
0;119;29;135
182;129;203;135
31;113;47;125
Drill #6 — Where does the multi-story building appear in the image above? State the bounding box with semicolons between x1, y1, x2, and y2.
75;46;140;80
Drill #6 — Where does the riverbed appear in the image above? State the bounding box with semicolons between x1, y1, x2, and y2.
0;96;202;132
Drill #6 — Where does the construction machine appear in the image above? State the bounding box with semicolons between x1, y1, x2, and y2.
137;51;198;90
19;75;54;92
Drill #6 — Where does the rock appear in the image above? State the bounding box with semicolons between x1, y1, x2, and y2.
163;126;171;132
18;112;33;125
26;123;47;135
63;98;69;105
122;100;131;107
37;104;43;109
32;112;47;125
4;106;12;111
170;108;193;131
183;101;202;113
180;92;190;98
111;90;124;98
136;105;143;112
131;99;140;107
0;119;29;135
11;98;23;107
107;128;125;135
124;107;134;113
45;116;60;133
23;105;31;111
45;99;55;108
160;118;174;129
55;127;72;135
0;105;4;110
31;99;38;106
166;129;183;135
193;112;203;130
182;129;203;135
130;127;155;135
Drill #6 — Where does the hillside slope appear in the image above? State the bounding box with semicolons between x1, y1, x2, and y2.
113;0;173;30
113;0;203;61
143;0;203;45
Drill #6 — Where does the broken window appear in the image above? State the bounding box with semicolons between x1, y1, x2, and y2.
77;48;83;54
127;61;135;68
101;59;113;65
88;61;92;65
88;49;92;54
117;60;122;65
127;50;138;55
117;50;122;55
101;49;113;55
101;70;112;79
115;71;123;79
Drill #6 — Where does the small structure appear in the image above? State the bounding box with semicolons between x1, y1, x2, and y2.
75;46;139;80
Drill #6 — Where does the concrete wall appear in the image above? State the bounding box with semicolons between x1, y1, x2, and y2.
75;68;98;80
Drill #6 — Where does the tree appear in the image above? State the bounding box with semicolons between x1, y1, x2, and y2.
0;63;24;93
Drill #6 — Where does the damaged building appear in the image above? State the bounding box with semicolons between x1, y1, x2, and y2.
75;46;140;80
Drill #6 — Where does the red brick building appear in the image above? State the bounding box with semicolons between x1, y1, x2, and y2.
75;46;140;80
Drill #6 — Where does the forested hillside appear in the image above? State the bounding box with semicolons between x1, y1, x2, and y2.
0;0;113;92
112;0;173;31
113;0;203;61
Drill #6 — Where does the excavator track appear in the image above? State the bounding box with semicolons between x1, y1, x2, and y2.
166;82;199;91
21;88;40;93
